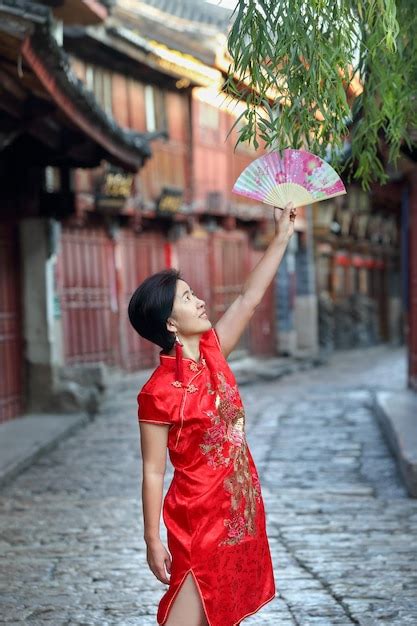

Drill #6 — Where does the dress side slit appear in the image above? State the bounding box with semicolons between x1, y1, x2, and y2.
161;568;210;626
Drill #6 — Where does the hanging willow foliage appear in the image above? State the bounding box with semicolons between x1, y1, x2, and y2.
224;0;417;189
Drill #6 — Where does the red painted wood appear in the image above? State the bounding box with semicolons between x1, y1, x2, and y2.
166;91;188;143
174;235;212;318
118;230;166;371
112;73;130;128
140;139;188;202
191;96;266;216
137;91;189;205
192;99;228;214
0;223;24;423
210;229;250;352
127;79;146;132
59;226;118;365
248;247;276;356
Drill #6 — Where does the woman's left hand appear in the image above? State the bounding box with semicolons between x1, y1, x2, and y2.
274;201;297;241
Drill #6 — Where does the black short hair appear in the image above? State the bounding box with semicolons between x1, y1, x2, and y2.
128;268;181;352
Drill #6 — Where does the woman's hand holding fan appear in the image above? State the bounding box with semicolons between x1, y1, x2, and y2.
274;201;296;242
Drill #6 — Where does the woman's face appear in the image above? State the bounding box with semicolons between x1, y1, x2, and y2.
167;279;211;337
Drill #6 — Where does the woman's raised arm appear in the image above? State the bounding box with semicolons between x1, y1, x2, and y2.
215;201;296;359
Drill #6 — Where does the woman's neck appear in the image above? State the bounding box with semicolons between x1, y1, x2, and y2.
169;334;202;362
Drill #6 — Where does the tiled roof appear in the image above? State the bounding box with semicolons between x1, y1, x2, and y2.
114;0;232;66
140;0;232;29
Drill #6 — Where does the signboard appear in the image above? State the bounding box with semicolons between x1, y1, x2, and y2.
104;171;133;198
157;188;183;215
94;164;133;213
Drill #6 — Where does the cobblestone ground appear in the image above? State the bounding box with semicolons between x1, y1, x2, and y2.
1;346;417;625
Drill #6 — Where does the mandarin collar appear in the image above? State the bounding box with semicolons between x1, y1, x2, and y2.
160;353;207;371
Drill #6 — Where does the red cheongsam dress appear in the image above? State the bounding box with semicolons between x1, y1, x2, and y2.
137;327;276;626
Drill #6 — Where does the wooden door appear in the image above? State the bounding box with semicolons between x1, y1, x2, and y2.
175;235;212;318
248;247;276;355
211;230;250;353
118;230;166;371
59;226;118;365
0;223;24;422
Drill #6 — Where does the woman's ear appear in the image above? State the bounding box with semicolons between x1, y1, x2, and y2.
166;317;177;334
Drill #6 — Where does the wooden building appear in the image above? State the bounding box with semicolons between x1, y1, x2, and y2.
313;185;401;352
56;0;306;374
0;0;152;422
0;0;314;424
383;148;417;391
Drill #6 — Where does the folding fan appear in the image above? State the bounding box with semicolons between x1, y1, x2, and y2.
232;149;346;209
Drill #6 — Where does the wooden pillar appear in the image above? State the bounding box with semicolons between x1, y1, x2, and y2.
408;173;417;390
294;207;319;354
19;218;64;411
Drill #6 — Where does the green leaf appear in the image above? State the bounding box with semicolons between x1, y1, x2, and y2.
225;0;413;189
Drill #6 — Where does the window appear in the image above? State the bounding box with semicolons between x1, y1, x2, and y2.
199;101;219;130
85;63;113;116
145;84;167;132
44;167;61;193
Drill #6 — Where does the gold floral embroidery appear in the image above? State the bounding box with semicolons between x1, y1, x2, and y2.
171;381;199;392
199;371;260;546
220;445;261;546
189;358;206;372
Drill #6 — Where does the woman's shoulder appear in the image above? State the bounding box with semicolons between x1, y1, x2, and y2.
137;367;174;425
200;325;222;352
138;364;172;398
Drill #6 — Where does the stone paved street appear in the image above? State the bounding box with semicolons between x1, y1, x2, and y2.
1;346;417;625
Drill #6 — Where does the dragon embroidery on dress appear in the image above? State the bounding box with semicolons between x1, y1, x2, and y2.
199;371;261;546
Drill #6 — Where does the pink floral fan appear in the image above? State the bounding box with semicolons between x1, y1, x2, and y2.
232;149;346;209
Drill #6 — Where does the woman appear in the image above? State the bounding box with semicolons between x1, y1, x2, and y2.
128;201;296;626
